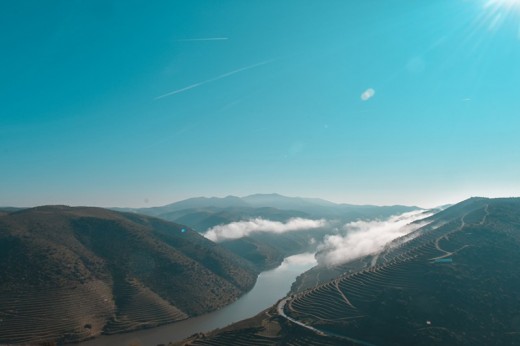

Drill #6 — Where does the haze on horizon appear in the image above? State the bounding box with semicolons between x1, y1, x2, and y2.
1;0;519;209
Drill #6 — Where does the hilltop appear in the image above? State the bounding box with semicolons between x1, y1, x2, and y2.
0;206;256;345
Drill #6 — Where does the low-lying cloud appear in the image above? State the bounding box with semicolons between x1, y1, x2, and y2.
316;210;432;267
204;218;327;242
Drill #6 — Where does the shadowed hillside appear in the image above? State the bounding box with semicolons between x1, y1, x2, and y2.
176;198;520;345
0;206;257;345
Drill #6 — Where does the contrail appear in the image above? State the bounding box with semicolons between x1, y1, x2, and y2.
177;37;229;42
155;59;275;100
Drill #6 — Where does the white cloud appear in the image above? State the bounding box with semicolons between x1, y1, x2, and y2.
361;88;375;101
204;217;327;242
276;252;317;270
316;210;432;267
285;252;317;266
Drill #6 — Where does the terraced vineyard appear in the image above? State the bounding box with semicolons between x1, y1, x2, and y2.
177;197;520;345
103;277;188;334
0;280;113;344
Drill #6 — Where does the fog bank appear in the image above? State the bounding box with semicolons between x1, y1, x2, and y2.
204;217;327;242
316;210;432;266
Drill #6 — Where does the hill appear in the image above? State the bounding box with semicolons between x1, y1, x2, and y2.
176;197;520;345
0;206;257;345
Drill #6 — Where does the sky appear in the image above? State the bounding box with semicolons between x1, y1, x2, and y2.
1;0;520;208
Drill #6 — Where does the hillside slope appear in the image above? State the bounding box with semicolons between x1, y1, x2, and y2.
176;197;520;345
0;206;257;345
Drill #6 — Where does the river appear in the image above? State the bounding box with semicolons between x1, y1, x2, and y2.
81;252;317;346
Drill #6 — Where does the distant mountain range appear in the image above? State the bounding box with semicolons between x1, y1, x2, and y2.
0;206;256;345
114;193;420;230
178;197;520;346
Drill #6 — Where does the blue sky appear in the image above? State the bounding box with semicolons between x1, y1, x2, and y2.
1;0;520;208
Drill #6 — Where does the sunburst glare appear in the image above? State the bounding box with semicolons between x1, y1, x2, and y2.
484;0;520;21
478;0;520;36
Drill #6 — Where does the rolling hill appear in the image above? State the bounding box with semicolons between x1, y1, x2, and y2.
0;206;257;345
176;197;520;345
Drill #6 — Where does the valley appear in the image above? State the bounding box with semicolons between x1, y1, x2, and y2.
0;195;422;345
1;196;519;345
177;198;520;345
